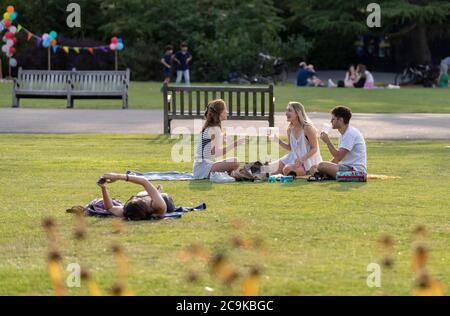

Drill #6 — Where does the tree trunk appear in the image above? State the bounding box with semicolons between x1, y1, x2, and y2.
410;22;432;64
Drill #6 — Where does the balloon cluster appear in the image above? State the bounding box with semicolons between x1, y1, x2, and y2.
42;30;58;48
0;6;18;67
110;37;124;51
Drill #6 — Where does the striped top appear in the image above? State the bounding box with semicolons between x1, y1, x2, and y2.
195;127;214;164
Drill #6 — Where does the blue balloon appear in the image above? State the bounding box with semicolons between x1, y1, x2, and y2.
10;12;18;21
50;31;57;39
118;38;123;43
0;23;4;32
116;43;124;51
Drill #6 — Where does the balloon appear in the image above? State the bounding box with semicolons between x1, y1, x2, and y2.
110;43;116;50
111;37;118;44
3;20;11;28
118;38;123;43
51;39;57;46
3;13;10;20
42;33;49;41
116;43;124;51
43;40;50;48
9;26;17;34
10;12;18;21
2;45;8;53
0;23;4;32
7;6;15;13
6;52;12;58
10;58;17;68
50;31;57;39
5;32;14;40
6;39;14;47
12;37;17;44
9;47;16;55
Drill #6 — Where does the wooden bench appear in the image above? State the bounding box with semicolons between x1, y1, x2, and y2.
162;84;274;134
12;68;130;109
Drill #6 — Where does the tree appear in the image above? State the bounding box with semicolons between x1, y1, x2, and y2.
286;0;450;65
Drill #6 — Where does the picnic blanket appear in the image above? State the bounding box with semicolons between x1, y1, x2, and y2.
75;199;207;220
126;171;196;181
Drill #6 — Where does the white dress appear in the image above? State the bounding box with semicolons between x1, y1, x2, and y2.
280;128;322;172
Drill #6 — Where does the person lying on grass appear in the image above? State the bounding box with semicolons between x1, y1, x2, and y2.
97;173;175;220
310;106;367;179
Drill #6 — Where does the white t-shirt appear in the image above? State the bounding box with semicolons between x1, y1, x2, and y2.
339;126;367;171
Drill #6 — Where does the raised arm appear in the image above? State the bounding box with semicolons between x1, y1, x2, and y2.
210;130;246;158
320;132;348;162
98;178;124;217
103;173;167;216
273;129;291;152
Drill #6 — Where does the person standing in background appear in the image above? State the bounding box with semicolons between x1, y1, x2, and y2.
174;42;193;85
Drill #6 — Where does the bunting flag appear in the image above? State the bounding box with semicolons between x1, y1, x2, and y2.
13;24;123;55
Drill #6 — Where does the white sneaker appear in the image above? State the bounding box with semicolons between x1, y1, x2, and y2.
328;79;337;88
210;172;236;183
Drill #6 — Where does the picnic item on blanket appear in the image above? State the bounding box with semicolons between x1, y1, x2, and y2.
336;170;368;182
269;175;295;183
126;171;195;181
210;172;236;183
231;161;269;182
67;199;206;220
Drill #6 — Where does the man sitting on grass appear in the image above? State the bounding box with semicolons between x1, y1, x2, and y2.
310;106;367;179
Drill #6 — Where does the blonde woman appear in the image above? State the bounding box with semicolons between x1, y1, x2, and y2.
269;102;322;176
193;99;246;179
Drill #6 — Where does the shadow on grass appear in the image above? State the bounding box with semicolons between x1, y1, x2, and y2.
188;180;213;191
326;182;367;192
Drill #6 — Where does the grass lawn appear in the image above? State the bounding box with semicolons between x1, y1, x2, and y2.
0;134;449;296
1;81;449;113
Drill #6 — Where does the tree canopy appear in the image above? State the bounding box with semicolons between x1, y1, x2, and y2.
1;0;449;80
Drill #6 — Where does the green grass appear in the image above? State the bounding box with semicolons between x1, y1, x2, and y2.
0;134;449;296
1;81;449;113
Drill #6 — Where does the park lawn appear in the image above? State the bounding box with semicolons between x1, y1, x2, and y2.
0;81;449;113
0;134;449;296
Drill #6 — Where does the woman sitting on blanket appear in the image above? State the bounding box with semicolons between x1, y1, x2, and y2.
269;102;322;177
193;99;247;179
97;173;175;220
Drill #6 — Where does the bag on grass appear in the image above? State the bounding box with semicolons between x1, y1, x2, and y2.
336;170;367;182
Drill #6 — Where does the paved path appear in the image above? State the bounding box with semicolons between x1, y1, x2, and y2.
0;108;449;140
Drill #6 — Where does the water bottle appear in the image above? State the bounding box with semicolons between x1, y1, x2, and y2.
269;175;277;183
280;175;294;183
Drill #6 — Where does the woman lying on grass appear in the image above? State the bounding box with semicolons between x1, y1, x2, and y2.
97;173;175;220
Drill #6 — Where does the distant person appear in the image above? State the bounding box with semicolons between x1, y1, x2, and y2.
297;62;323;87
344;65;357;88
160;45;174;91
438;69;449;88
307;64;324;87
174;42;192;85
440;56;450;77
353;64;375;89
310;106;367;179
439;57;450;85
297;62;314;87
